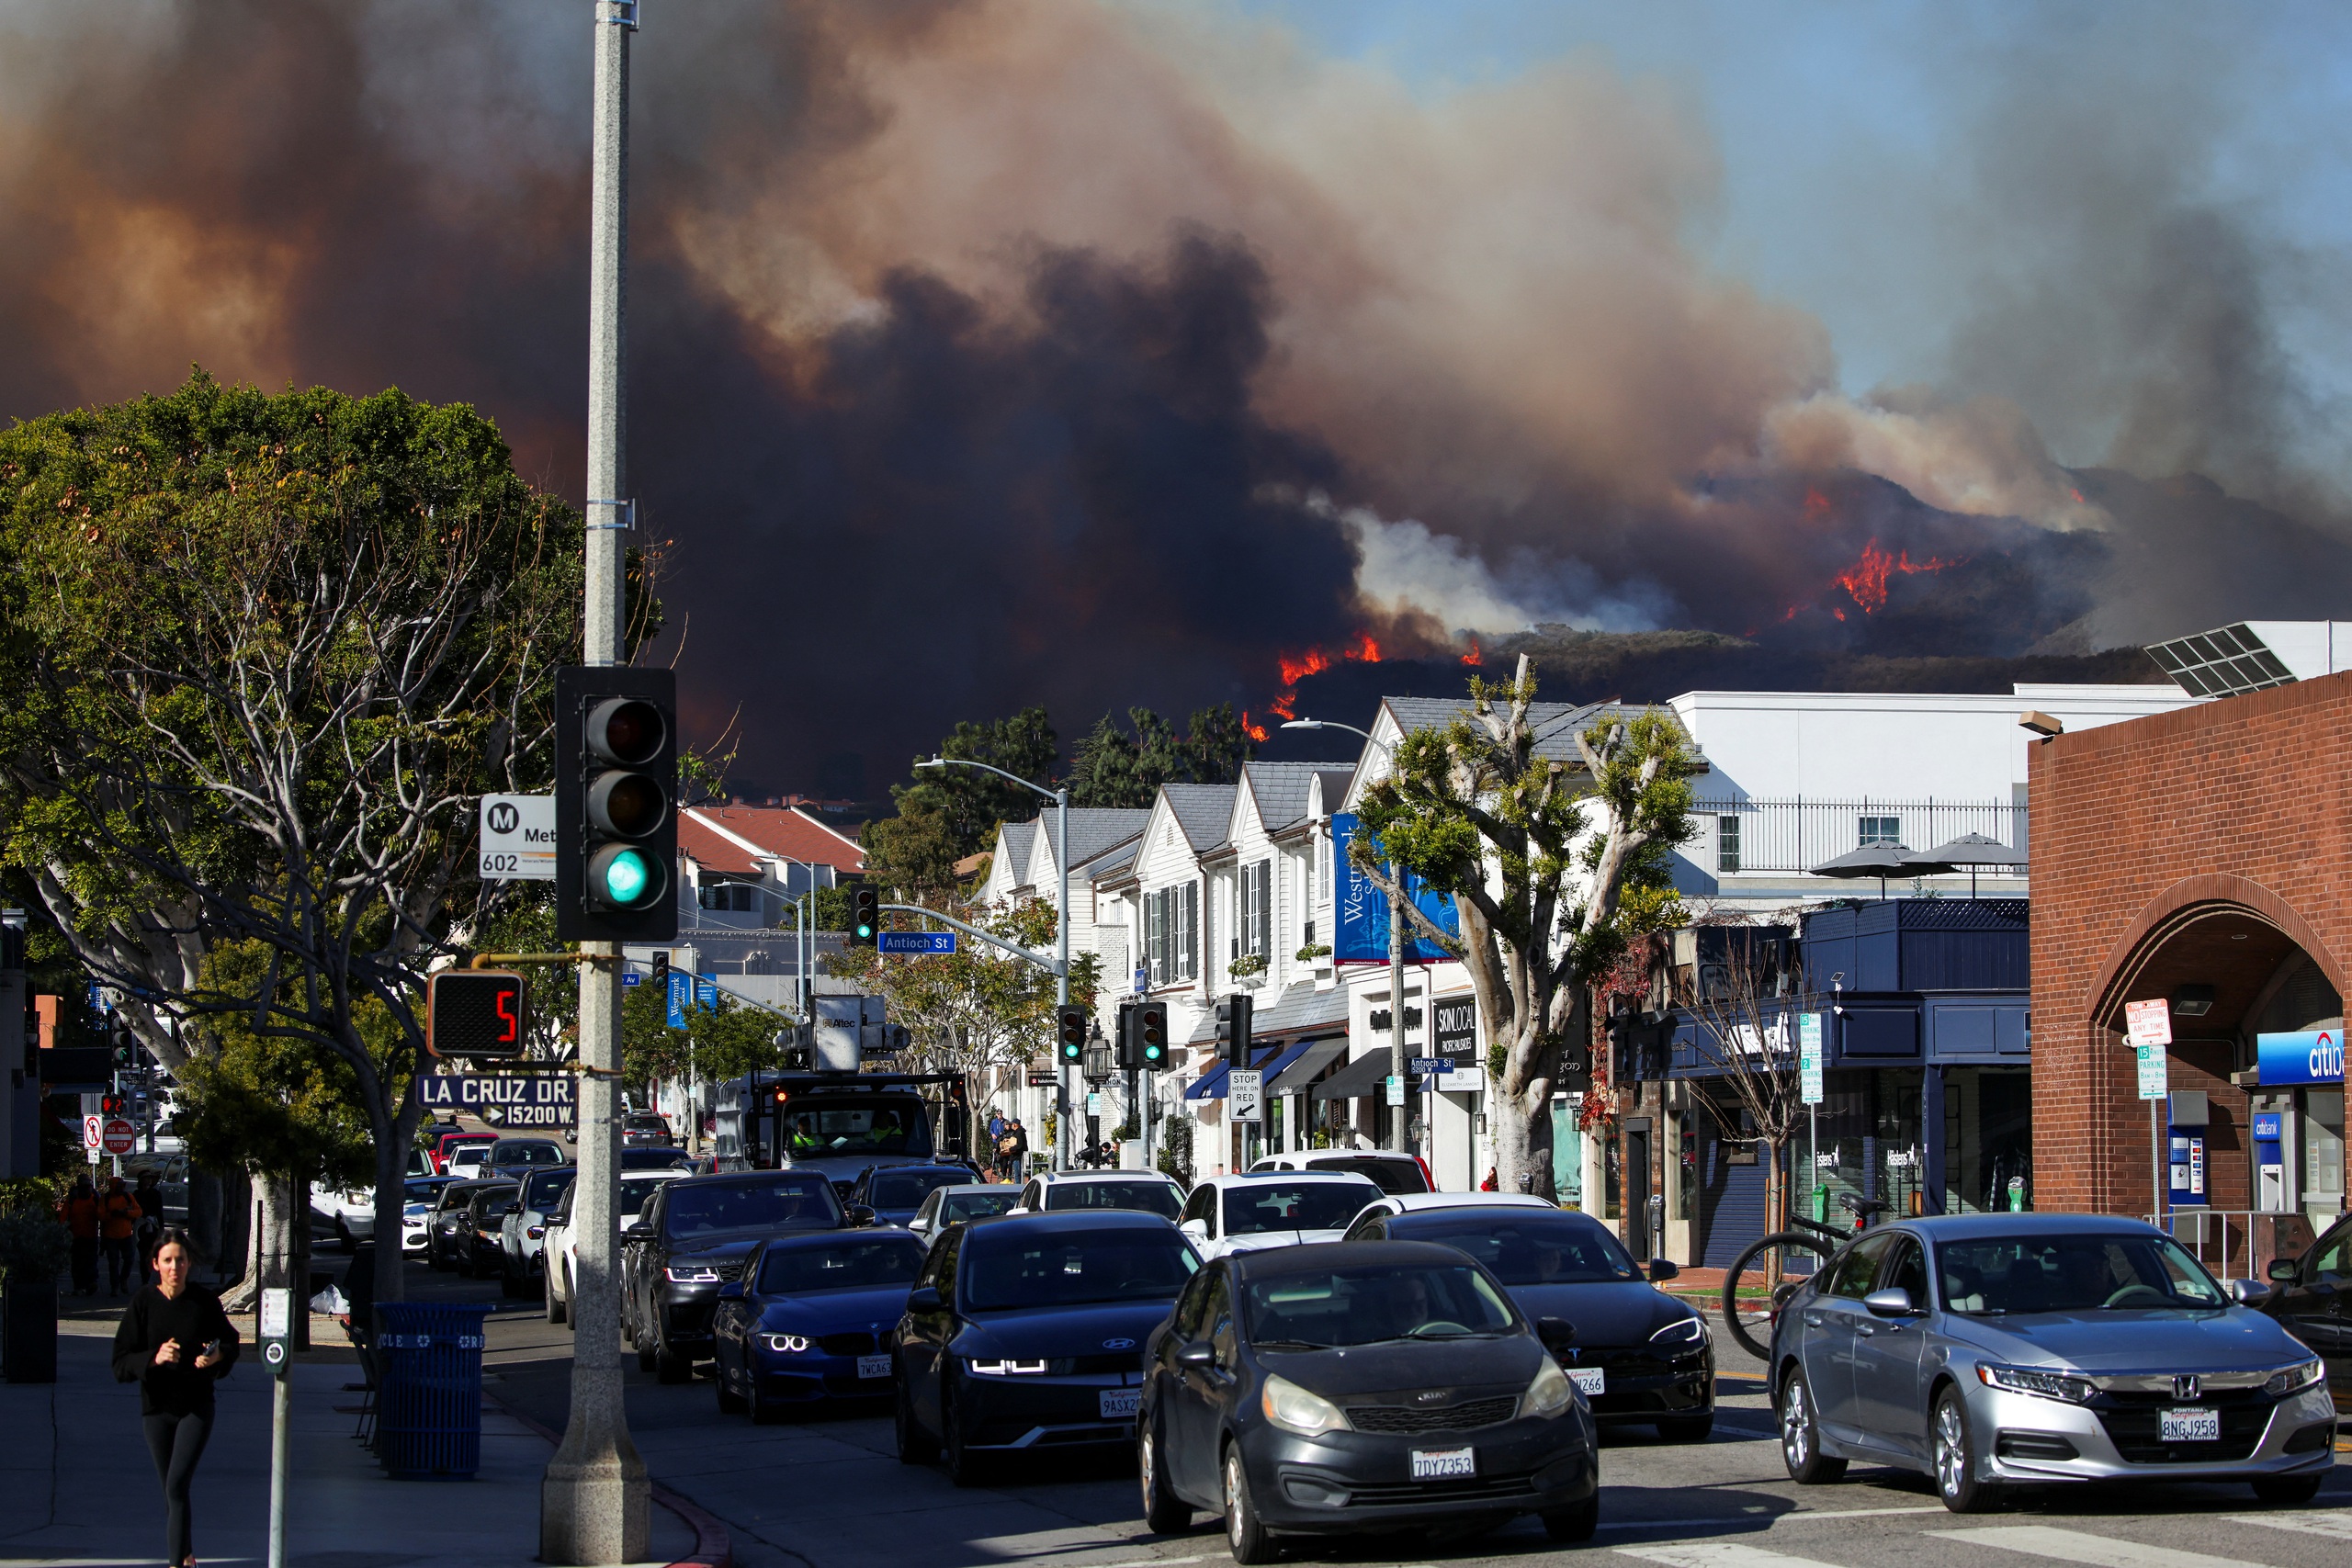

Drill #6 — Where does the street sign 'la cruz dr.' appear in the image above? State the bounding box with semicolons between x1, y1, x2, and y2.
418;1072;576;1128
479;793;556;882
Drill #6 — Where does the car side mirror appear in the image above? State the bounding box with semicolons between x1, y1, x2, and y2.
625;1223;654;1240
2267;1257;2301;1283
907;1284;944;1314
1179;1219;1208;1241
2230;1279;2274;1305
1536;1317;1577;1351
1647;1258;1679;1282
845;1204;877;1229
717;1281;745;1302
1863;1287;1922;1318
1177;1340;1217;1369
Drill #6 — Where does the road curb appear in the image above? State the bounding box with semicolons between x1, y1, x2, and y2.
484;1388;735;1568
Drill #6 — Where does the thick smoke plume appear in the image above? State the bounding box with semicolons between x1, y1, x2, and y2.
0;0;2344;792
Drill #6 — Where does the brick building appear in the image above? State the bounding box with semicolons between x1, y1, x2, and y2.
2029;670;2350;1269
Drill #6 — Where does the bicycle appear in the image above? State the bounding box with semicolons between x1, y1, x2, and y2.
1718;1192;1890;1361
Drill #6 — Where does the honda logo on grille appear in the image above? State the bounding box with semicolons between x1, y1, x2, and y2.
2173;1374;2200;1401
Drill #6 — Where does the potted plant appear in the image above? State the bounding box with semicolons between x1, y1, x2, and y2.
0;1197;71;1383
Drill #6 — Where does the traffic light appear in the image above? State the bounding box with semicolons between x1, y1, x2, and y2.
555;666;677;942
1135;999;1168;1069
100;1093;125;1115
1215;992;1254;1068
848;885;880;948
647;949;670;995
426;969;529;1060
1114;1000;1142;1070
107;1013;137;1070
1056;1003;1089;1064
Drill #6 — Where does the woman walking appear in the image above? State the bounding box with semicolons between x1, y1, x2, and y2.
111;1229;239;1568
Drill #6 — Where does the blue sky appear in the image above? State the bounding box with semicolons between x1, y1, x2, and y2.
1236;1;2352;430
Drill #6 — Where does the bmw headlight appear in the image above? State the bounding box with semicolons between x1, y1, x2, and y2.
1261;1373;1349;1437
2264;1358;2324;1398
664;1263;721;1284
1975;1363;2094;1404
967;1358;1048;1376
1522;1356;1575;1418
1650;1314;1709;1349
757;1333;812;1354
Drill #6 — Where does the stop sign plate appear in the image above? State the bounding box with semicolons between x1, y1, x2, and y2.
101;1119;137;1156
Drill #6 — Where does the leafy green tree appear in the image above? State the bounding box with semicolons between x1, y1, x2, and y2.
861;793;965;908
1351;656;1697;1198
1067;704;1253;807
621;982;784;1094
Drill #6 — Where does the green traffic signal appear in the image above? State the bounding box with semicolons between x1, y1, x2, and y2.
589;843;664;909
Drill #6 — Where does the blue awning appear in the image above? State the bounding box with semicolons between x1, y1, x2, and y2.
1183;1043;1287;1100
1254;1037;1317;1086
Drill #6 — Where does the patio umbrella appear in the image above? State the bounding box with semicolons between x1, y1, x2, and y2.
1810;842;1951;900
1918;831;2021;899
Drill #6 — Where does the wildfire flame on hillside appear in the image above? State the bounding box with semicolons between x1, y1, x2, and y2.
1833;538;1962;615
1267;633;1384;721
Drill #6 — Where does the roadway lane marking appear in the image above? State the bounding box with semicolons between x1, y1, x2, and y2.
1928;1526;2272;1568
2227;1512;2352;1540
1616;1544;1849;1568
1600;1506;1949;1532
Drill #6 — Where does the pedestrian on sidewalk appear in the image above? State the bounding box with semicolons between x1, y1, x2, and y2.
113;1229;239;1568
60;1175;101;1296
1001;1120;1029;1185
101;1175;142;1293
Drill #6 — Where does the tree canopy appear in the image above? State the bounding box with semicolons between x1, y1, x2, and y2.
1066;704;1253;807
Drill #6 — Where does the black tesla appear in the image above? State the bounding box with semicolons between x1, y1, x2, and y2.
1137;1241;1600;1562
893;1210;1200;1485
1344;1202;1714;1439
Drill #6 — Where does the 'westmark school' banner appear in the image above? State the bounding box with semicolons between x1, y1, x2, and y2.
1332;813;1461;964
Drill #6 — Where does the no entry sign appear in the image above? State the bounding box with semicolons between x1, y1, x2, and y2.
101;1119;138;1156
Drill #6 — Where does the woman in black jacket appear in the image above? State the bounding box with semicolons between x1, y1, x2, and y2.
111;1228;239;1568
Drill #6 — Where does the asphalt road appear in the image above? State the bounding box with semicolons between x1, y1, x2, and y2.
359;1250;2352;1568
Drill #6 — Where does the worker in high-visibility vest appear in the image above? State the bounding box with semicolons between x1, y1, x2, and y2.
100;1176;143;1294
60;1176;102;1296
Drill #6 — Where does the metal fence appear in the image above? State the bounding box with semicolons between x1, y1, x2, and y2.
1690;798;2027;876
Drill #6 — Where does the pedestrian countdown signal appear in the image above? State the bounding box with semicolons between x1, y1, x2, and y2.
427;969;529;1060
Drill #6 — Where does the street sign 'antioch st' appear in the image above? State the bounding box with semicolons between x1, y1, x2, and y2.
479;793;556;881
419;1072;576;1128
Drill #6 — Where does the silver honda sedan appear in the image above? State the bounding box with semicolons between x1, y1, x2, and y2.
1767;1213;2335;1512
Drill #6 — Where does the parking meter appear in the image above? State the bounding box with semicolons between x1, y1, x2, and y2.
259;1286;292;1376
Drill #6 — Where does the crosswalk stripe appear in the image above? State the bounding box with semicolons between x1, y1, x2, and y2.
1601;1506;1948;1533
1615;1544;1849;1568
1928;1525;2270;1568
2227;1511;2352;1540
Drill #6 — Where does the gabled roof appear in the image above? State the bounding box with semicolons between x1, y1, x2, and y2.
1238;761;1354;834
1021;808;1152;878
998;822;1037;887
1077;835;1141;880
1160;784;1238;852
680;806;865;875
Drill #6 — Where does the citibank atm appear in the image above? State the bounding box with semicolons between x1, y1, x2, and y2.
2254;1111;2286;1212
2167;1089;2208;1206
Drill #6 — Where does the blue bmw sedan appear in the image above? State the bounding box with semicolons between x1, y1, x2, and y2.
711;1229;929;1421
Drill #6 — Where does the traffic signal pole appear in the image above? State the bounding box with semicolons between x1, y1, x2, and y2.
544;2;650;1562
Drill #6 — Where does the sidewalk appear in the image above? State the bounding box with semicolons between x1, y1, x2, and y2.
0;1323;695;1568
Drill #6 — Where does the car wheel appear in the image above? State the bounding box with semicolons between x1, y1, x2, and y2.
895;1370;939;1465
429;1238;451;1272
1779;1369;1847;1485
943;1378;988;1488
2252;1472;2325;1505
1222;1443;1277;1564
1657;1413;1713;1443
1541;1495;1599;1543
545;1267;567;1325
337;1220;356;1254
716;1359;748;1416
655;1343;692;1384
636;1339;657;1373
1139;1413;1191;1534
1931;1385;2000;1513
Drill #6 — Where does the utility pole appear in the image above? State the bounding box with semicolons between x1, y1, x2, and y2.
543;2;650;1562
1388;886;1408;1154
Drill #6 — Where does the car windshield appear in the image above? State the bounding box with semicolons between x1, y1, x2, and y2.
621;1148;692;1171
962;1228;1199;1311
470;1185;517;1216
870;1169;967;1208
1394;1213;1641;1284
1222;1181;1378;1235
1242;1261;1518;1347
780;1100;932;1158
523;1169;576;1209
1938;1234;2229;1314
664;1179;839;1236
1046;1179;1182;1219
403;1179;449;1204
1308;1157;1427;1195
940;1191;1018;1225
493;1143;564;1167
618;1176;673;1220
757;1236;926;1294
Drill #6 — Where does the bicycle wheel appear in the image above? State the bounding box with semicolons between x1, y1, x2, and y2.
1720;1230;1836;1362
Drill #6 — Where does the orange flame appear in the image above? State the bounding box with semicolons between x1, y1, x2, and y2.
1803;487;1832;523
1240;710;1268;743
1460;639;1482;666
1265;634;1386;728
1831;538;1959;615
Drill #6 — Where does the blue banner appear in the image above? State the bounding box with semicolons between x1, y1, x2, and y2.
666;971;691;1030
1332;813;1461;964
2257;1030;2344;1087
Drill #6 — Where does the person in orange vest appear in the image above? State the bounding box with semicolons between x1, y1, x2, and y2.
60;1176;102;1296
100;1176;143;1294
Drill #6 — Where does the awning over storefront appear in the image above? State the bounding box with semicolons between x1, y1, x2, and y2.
1183;1042;1289;1100
1264;1036;1346;1096
1183;979;1351;1045
1311;1046;1393;1100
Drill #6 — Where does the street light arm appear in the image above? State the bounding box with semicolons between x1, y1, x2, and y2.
1283;716;1392;756
880;902;1066;976
917;755;1062;806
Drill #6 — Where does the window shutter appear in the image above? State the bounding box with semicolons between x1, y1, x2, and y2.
1182;881;1200;980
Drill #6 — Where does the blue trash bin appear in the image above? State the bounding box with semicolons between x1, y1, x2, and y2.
375;1302;495;1479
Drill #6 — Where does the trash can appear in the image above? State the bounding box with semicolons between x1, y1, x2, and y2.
374;1302;495;1479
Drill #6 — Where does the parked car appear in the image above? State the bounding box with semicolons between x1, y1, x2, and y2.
1347;1190;1555;1227
447;1144;494;1179
1249;1150;1432;1195
1137;1239;1598;1561
458;1180;520;1276
894;1209;1201;1484
622;1146;697;1172
1176;1173;1384;1261
485;1137;569;1178
906;1184;1020;1243
1768;1213;2337;1512
401;1176;456;1255
850;1164;985;1228
426;1177;507;1271
624;1111;674;1146
2256;1213;2352;1413
429;1128;496;1173
621;1170;861;1381
713;1229;930;1421
318;1186;377;1251
546;1168;687;1325
1007;1169;1185;1220
1341;1201;1713;1439
498;1166;578;1298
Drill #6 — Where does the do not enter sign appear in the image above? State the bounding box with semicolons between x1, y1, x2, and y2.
102;1119;137;1156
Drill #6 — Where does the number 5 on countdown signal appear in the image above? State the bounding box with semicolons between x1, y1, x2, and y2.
426;970;530;1060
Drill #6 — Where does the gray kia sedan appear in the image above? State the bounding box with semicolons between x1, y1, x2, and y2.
1768;1213;2336;1512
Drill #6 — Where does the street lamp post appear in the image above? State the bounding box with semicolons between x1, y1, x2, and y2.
917;757;1070;1168
1284;718;1413;1157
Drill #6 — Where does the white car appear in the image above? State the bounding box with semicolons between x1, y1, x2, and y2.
447;1144;492;1179
400;1176;457;1254
321;1186;376;1250
1347;1190;1558;1227
544;1168;686;1326
1248;1150;1432;1194
1006;1168;1185;1220
905;1182;1020;1241
1174;1171;1383;1259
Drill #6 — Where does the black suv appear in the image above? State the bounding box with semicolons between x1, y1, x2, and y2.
620;1170;868;1382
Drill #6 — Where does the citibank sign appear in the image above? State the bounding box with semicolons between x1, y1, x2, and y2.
2256;1029;2346;1087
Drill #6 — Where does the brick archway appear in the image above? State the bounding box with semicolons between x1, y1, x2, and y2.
2086;874;2348;1036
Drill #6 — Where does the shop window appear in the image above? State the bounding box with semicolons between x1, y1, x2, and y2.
1716;815;1741;873
1858;815;1901;848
